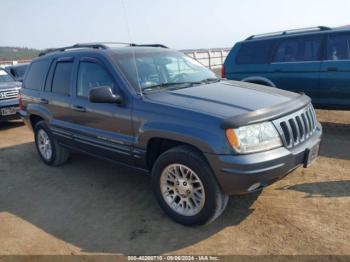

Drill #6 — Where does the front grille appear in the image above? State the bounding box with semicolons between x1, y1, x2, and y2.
273;104;318;148
0;89;19;100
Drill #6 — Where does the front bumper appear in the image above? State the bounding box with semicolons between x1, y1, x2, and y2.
206;125;322;195
0;98;20;121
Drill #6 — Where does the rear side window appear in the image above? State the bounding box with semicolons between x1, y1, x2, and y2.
77;61;113;97
327;34;350;60
51;61;73;95
24;60;50;90
273;36;322;62
236;40;275;64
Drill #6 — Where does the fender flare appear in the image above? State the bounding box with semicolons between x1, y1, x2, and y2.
26;104;53;129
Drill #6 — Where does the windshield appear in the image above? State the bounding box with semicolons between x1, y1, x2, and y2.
112;50;217;92
0;69;14;83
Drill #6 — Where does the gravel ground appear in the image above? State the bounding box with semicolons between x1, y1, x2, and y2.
0;110;349;255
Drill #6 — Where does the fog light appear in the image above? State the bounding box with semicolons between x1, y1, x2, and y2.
248;183;261;192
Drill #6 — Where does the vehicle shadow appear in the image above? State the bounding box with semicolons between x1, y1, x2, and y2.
277;180;350;198
0;119;24;131
318;122;350;161
0;142;259;254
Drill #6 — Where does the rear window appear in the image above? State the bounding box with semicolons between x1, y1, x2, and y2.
236;40;275;64
51;61;73;95
273;35;323;62
24;60;50;90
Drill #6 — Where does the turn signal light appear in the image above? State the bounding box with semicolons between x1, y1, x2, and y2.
225;129;239;148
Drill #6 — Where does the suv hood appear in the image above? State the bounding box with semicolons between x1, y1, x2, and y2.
146;80;303;119
0;81;21;90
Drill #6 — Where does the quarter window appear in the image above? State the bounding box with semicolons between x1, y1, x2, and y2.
327;34;350;60
236;40;275;64
273;36;322;62
51;61;73;95
77;61;114;98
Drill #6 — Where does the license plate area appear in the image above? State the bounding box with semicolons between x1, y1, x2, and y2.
304;142;320;168
1;107;17;116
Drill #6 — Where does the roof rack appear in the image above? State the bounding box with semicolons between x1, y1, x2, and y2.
39;42;168;56
131;44;168;48
246;26;331;40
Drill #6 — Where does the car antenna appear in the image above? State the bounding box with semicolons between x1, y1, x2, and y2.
121;0;143;97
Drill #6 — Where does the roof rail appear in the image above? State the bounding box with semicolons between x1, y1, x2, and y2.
38;42;168;56
38;43;110;56
131;44;168;48
246;26;332;40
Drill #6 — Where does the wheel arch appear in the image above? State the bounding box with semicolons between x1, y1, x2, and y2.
26;104;53;130
145;137;209;171
241;76;276;87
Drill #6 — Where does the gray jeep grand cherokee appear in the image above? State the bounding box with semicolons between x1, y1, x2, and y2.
19;43;322;225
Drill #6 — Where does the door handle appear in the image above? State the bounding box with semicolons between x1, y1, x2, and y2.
327;67;338;72
40;98;49;104
71;105;86;112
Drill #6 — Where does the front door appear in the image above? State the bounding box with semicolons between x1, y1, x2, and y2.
69;56;134;164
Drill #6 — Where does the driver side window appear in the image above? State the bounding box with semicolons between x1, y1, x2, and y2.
77;61;114;98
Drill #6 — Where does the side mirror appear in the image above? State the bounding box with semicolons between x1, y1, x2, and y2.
89;86;122;104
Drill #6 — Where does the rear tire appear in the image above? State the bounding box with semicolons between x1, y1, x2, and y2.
34;121;69;166
151;145;228;226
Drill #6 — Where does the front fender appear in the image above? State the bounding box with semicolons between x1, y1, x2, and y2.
137;122;230;155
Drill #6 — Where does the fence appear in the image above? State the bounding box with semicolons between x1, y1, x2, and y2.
182;48;231;69
0;59;31;68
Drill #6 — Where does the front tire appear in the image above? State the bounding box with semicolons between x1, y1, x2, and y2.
151;145;228;226
34;121;69;166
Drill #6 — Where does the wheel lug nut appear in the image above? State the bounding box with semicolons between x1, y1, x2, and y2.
183;182;187;186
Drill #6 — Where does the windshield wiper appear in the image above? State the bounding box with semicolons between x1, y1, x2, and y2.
142;82;195;91
142;78;221;92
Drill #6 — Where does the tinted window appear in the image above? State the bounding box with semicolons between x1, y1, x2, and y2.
273;36;322;62
236;40;275;64
12;65;28;78
51;62;73;95
24;60;50;90
327;34;350;60
77;62;114;97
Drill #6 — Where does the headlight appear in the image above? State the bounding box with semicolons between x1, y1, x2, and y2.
226;122;282;154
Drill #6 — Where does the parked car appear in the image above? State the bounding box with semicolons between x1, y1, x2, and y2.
5;63;29;82
19;43;322;225
223;26;350;109
0;68;21;121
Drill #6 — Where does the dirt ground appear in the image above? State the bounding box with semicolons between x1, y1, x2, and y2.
0;110;349;255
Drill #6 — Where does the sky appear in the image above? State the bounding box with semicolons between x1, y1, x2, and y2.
1;0;350;50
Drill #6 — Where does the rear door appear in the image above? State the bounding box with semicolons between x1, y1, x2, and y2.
269;34;324;99
43;56;75;146
319;33;350;107
68;55;134;164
